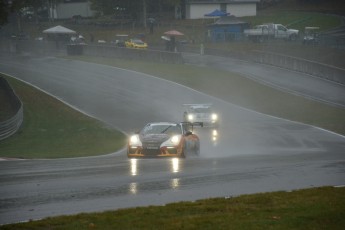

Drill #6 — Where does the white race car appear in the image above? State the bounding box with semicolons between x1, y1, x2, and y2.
183;104;219;128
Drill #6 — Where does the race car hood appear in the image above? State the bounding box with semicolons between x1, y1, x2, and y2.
193;112;211;118
141;134;170;143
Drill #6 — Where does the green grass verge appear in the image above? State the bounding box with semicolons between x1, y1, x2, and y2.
1;186;344;230
67;56;345;136
0;74;126;159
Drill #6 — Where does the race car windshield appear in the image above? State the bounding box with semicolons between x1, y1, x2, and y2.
133;39;144;44
191;107;211;113
142;124;181;135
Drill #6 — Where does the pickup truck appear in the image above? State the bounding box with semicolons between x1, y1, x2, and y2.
244;23;299;42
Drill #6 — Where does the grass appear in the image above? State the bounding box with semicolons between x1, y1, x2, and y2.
66;56;345;136
0;74;126;159
1;186;344;230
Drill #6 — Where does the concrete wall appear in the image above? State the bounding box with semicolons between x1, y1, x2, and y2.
188;4;220;19
227;3;257;17
56;2;95;19
186;2;258;19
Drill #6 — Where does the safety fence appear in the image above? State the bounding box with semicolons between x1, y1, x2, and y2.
0;77;23;140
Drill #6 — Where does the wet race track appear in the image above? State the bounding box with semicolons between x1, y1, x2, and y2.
0;55;345;224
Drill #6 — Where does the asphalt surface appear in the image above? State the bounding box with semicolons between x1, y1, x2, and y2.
0;54;344;225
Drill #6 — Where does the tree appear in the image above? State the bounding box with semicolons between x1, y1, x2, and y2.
0;0;9;25
90;0;181;27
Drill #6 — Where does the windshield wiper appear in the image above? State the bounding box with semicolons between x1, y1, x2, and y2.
161;126;172;134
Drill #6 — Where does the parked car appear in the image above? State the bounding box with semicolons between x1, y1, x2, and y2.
125;38;148;49
244;23;299;42
303;27;320;45
114;34;128;47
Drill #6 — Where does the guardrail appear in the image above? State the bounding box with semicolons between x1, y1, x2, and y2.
198;47;345;85
1;39;343;85
0;77;23;140
250;50;345;85
81;44;184;64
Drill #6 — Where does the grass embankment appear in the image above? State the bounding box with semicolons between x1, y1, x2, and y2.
68;56;345;136
1;186;344;230
0;74;126;159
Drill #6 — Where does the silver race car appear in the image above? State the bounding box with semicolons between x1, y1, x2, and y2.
127;122;200;158
183;104;219;128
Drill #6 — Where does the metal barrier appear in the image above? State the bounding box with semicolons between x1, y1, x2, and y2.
0;77;23;140
83;45;184;64
250;50;345;85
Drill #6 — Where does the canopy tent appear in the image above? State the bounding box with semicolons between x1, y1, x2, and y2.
43;25;76;34
207;16;249;42
43;25;77;44
204;9;230;17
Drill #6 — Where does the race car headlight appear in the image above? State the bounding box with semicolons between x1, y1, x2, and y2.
171;135;180;144
211;113;218;120
188;114;194;121
129;135;140;145
212;129;218;136
161;135;182;148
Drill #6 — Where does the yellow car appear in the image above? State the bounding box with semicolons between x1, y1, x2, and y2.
125;39;148;49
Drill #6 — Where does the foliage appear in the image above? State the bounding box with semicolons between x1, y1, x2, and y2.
0;0;9;25
89;0;180;19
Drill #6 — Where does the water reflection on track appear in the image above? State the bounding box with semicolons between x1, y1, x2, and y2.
128;158;182;194
126;127;220;195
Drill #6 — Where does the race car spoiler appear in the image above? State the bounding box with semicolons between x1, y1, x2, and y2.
180;121;203;127
183;103;212;108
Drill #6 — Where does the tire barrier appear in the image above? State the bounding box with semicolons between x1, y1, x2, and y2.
0;77;23;141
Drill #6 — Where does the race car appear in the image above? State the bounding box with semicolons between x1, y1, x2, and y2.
183;104;219;128
127;122;200;158
125;38;148;49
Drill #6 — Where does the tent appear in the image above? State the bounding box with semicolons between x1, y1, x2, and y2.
43;25;76;34
43;25;76;43
204;9;230;17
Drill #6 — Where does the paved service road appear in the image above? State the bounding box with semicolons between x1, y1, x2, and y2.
0;55;344;224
